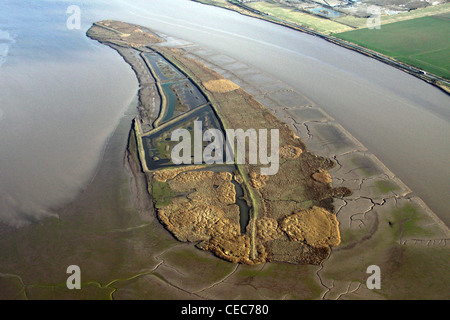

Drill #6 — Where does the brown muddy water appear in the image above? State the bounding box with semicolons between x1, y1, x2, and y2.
0;0;448;228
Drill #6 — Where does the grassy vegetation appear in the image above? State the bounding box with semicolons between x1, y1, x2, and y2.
195;1;450;81
389;203;438;239
335;15;450;79
127;128;141;167
151;50;265;260
151;45;349;265
350;156;380;178
152;180;176;208
375;180;399;195
193;0;230;7
247;1;353;34
321;201;450;299
334;2;450;28
235;263;324;299
340;226;370;246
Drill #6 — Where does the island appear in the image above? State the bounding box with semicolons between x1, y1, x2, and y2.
87;20;352;265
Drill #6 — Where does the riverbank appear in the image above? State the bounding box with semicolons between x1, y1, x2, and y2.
0;16;448;299
87;20;352;266
85;20;449;298
192;0;450;94
0;1;447;300
177;34;449;299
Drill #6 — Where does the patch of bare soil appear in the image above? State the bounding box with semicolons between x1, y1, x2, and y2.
203;79;240;93
88;21;352;266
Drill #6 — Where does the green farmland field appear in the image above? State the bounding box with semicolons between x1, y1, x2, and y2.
334;15;450;79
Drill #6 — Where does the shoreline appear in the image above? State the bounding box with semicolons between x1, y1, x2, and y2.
180;41;450;228
87;20;449;259
191;0;450;95
87;21;450;298
0;18;448;299
87;20;354;265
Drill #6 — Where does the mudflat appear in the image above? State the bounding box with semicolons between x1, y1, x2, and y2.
87;20;351;266
0;19;448;300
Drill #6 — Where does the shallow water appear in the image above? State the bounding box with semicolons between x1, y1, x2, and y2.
0;0;139;226
161;82;178;121
143;52;185;82
0;0;448;226
308;7;343;18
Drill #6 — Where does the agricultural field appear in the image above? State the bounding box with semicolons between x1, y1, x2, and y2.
334;2;450;28
245;1;450;35
334;14;450;79
199;1;450;81
247;1;354;34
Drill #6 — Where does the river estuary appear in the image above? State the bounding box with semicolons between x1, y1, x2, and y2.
0;0;448;226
